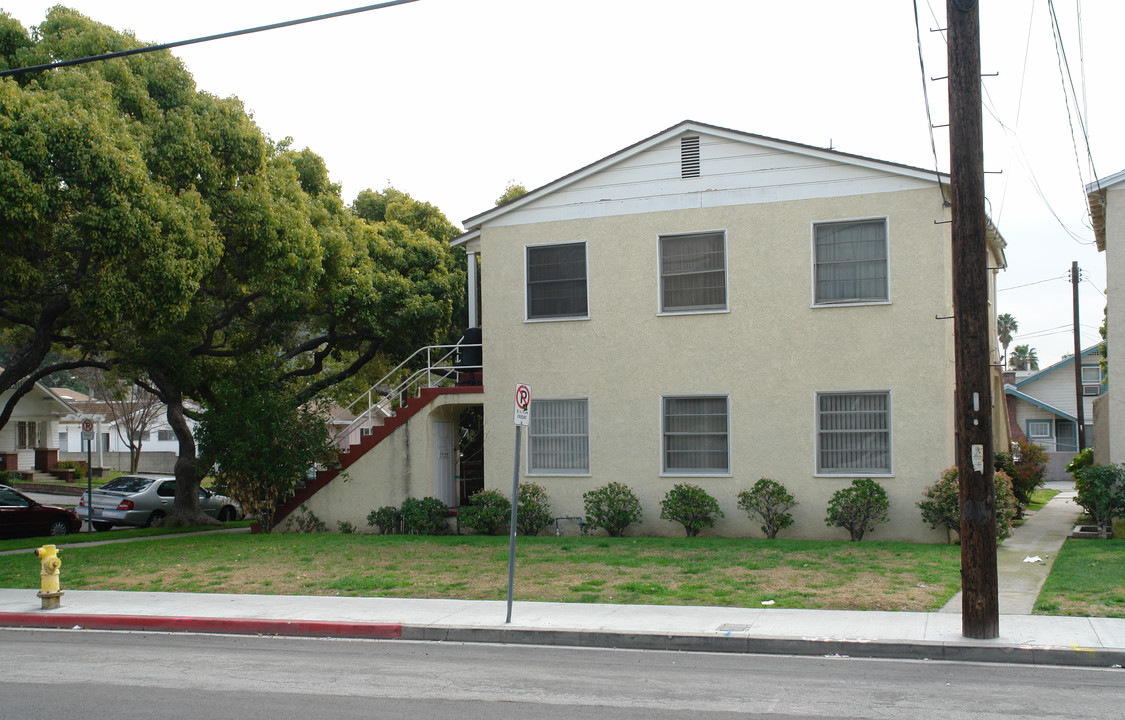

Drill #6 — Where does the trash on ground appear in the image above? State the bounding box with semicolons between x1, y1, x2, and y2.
1022;555;1043;563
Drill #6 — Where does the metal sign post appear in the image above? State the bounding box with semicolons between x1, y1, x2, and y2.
506;383;531;623
81;418;94;532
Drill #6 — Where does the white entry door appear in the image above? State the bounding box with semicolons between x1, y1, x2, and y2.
432;421;456;506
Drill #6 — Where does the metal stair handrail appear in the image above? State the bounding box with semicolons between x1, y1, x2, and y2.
330;342;481;446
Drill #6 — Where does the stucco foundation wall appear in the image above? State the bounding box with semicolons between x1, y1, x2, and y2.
291;396;475;532
1105;185;1125;464
1093;394;1110;465
480;188;955;541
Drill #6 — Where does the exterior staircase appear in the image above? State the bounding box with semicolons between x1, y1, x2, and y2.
270;340;482;528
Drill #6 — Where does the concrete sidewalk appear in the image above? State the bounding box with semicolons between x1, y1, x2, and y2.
942;482;1084;614
1;589;1123;667
3;480;1121;667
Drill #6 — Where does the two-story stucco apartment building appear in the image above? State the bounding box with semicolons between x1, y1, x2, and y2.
281;121;1010;541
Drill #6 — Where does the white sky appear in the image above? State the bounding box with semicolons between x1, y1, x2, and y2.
3;0;1119;365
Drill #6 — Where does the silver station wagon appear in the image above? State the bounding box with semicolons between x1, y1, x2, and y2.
79;474;241;531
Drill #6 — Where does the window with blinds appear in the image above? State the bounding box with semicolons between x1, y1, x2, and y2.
662;395;729;474
528;398;590;474
816;392;891;474
526;242;588;320
813;219;888;305
659;232;727;312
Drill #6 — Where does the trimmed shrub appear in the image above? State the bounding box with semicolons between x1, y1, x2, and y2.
1066;447;1094;477
292;505;327;533
1074;464;1125;538
825;478;889;541
583;482;642;537
659;483;723;537
995;439;1048;516
400;496;448;535
57;460;88;475
517;482;553;537
366;506;400;535
917;467;1017;543
737;478;797;539
337;520;355;534
459;489;511;535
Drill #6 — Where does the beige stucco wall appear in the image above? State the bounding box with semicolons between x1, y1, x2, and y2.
1105;185;1125;464
283;395;478;532
479;187;955;541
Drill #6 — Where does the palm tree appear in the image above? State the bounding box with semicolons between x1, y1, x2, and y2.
1009;344;1040;371
997;313;1018;368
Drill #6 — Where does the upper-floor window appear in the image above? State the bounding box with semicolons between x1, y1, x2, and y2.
659;231;727;313
816;391;891;475
526;242;588;320
662;395;730;474
813;218;888;305
1081;365;1103;385
528;398;590;474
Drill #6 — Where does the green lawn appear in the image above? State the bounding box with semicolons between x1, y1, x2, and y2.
0;533;963;611
0;521;253;554
1034;538;1125;618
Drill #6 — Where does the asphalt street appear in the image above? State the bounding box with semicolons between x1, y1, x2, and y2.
4;629;1124;719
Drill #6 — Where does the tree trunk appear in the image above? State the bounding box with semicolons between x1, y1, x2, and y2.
148;369;217;527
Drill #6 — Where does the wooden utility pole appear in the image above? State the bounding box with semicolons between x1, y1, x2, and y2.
1072;261;1087;451
947;0;999;639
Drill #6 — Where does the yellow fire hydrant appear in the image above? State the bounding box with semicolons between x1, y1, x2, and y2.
34;544;63;610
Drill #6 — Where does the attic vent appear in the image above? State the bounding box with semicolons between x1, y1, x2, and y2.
681;136;700;178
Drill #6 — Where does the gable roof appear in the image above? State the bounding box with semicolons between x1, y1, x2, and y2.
455;120;950;239
1015;345;1101;389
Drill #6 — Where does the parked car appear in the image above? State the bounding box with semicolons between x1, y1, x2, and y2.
78;475;241;530
0;484;83;539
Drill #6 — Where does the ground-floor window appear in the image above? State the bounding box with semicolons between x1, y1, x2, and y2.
662;395;730;474
528;398;589;474
816;391;891;474
16;421;38;450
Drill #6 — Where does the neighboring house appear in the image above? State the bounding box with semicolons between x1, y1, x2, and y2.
54;388;195;474
1088;171;1123;465
0;381;75;475
281;120;1011;541
1004;346;1103;479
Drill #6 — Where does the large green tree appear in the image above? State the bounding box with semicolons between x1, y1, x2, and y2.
0;10;219;427
4;9;463;525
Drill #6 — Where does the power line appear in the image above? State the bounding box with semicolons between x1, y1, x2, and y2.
0;0;420;78
1047;0;1099;209
912;0;949;205
997;274;1070;292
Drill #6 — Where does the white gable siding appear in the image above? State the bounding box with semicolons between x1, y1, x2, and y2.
487;134;938;228
1017;363;1100;421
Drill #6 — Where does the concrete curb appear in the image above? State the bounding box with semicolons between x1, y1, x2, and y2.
3;611;1122;667
0;612;401;640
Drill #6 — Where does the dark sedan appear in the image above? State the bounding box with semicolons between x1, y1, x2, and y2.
0;484;83;539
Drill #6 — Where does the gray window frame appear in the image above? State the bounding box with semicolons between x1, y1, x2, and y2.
815;391;893;476
658;231;728;314
661;395;731;476
811;218;890;306
525;242;589;321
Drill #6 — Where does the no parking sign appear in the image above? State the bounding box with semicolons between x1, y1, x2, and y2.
513;383;531;426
